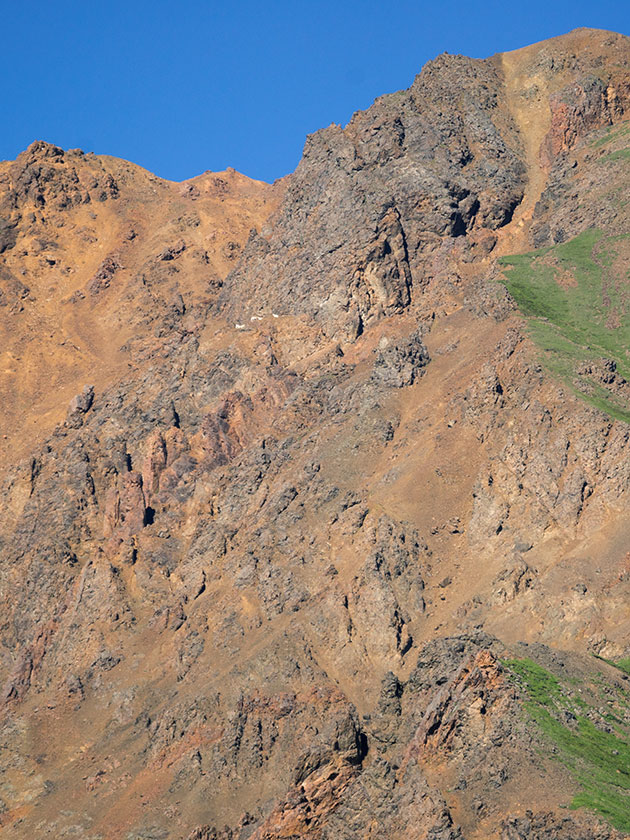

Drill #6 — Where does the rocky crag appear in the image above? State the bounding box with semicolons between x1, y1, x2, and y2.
2;26;630;839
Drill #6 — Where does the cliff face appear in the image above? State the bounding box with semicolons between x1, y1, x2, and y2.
2;27;630;840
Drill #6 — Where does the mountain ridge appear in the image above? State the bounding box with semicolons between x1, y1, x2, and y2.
1;26;630;839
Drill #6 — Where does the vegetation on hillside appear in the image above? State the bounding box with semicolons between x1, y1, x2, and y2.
505;657;630;832
500;229;630;422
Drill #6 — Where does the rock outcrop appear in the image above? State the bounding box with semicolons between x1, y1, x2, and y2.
1;26;630;840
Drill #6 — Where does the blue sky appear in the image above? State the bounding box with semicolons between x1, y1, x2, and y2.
1;0;629;182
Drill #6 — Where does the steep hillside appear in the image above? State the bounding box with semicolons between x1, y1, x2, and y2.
0;146;281;469
1;27;630;840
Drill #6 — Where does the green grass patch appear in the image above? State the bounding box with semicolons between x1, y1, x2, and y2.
591;122;630;148
499;229;630;422
593;654;630;677
600;148;630;164
505;657;568;707
505;657;630;832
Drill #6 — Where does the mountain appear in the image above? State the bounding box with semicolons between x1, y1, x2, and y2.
1;26;630;839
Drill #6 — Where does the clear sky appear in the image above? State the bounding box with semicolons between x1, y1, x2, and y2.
1;0;629;183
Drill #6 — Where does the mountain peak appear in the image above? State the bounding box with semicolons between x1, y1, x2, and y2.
2;29;630;840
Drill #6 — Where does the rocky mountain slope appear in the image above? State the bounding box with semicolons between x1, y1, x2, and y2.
2;26;630;839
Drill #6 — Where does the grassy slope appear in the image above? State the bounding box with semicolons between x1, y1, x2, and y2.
499;132;630;830
505;658;630;831
592;123;630;162
499;228;630;422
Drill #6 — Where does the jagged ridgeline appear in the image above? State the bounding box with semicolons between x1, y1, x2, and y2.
2;27;630;840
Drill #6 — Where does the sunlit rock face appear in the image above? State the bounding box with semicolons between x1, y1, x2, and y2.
2;27;630;840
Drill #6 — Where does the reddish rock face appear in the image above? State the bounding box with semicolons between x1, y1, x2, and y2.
103;471;147;546
2;26;630;840
540;73;630;168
